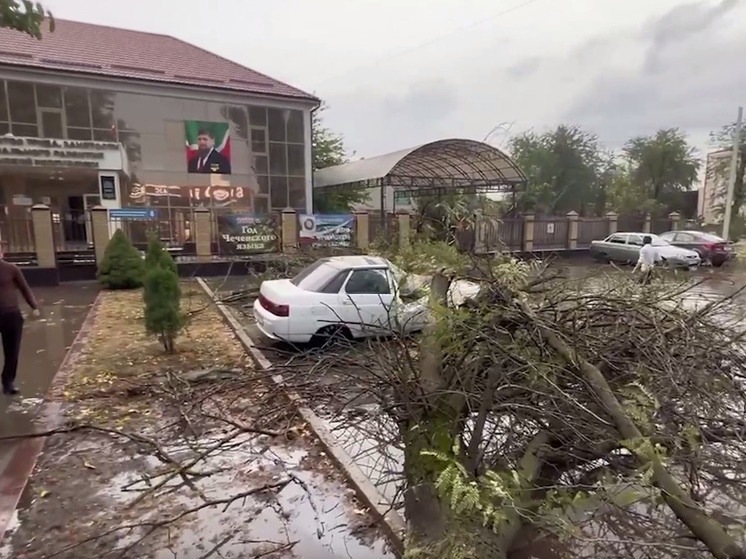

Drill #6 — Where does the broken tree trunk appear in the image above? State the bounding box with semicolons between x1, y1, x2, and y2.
519;300;746;559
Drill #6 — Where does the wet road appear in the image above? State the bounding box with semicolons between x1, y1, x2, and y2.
0;283;98;469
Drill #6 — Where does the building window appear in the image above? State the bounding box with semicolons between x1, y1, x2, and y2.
7;81;37;127
251;127;266;153
287;110;304;144
267;108;287;142
64;87;92;128
287;144;304;176
270;176;288;208
269;143;287;176
249;106;266;127
36;84;62;109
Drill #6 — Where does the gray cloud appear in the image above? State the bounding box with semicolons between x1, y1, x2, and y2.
380;79;459;123
506;56;542;79
564;0;746;148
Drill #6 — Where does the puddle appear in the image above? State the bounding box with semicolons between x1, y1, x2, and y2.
69;432;394;558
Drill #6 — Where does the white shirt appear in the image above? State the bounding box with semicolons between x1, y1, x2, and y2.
638;244;660;267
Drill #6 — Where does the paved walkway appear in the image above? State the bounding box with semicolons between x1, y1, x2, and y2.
0;283;98;471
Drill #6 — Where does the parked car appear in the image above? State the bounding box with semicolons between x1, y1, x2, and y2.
253;255;481;344
590;232;701;269
657;230;735;267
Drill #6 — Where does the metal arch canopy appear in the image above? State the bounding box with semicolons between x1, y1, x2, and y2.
313;138;527;196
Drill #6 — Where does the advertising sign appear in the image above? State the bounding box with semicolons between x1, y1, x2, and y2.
298;214;353;248
216;213;278;255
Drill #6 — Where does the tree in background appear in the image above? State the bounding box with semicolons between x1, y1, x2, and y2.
97;230;146;290
0;0;53;39
622;128;699;215
508;125;610;216
143;237;182;353
312;102;370;213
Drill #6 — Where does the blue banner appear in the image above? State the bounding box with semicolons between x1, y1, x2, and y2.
298;214;353;248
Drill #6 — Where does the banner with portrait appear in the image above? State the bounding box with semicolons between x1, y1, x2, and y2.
185;121;232;175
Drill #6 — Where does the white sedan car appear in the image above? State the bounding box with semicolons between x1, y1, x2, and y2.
253;255;480;344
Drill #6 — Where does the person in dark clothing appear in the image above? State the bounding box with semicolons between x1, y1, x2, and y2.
187;128;231;174
0;251;39;395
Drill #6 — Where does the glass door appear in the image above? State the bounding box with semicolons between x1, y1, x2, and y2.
83;194;101;245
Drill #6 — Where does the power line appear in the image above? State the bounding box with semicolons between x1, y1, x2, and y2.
312;0;545;88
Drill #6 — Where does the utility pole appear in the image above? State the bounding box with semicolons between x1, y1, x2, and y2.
722;106;743;240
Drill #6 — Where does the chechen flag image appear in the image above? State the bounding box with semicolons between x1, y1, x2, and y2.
184;121;232;174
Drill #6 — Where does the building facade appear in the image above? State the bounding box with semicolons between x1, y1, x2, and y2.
699;148;731;224
0;19;316;251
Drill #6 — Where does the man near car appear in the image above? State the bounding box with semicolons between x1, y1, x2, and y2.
0;249;40;395
633;235;661;285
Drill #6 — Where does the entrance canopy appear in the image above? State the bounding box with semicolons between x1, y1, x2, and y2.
314;138;527;196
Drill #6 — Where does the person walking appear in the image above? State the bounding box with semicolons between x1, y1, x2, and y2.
633;235;661;285
0;248;39;395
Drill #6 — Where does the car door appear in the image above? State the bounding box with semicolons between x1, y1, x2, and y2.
626;234;644;263
605;233;628;261
672;232;697;252
338;268;395;337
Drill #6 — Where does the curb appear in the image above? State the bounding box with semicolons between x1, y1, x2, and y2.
0;292;103;539
196;278;407;556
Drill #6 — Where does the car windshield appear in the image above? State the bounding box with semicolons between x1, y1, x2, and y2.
290;260;341;291
650;236;669;247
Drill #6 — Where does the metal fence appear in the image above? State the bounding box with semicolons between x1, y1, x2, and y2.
0;216;35;254
617;215;645;232
369;213;396;244
578;218;608;248
651;218;673;235
533;217;569;250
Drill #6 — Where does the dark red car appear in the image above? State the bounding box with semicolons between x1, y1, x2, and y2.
658;230;736;267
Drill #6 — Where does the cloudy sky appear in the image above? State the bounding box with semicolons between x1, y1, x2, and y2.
41;0;745;159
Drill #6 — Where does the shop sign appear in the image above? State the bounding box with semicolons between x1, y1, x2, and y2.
0;137;119;168
299;214;353;248
216;213;278;255
129;184;246;206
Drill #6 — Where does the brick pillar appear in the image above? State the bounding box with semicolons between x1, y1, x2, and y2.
567;211;579;250
523;214;535;252
90;206;110;267
355;211;369;251
397;211;410;248
643;213;652;234
193;208;212;259
668;212;681;231
605;211;618;236
281;209;297;252
31;204;56;268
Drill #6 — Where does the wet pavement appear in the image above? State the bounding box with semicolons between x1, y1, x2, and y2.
0;283;98;469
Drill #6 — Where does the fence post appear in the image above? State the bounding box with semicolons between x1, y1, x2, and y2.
193;208;212;260
30;204;55;268
643;213;652;234
668;212;681;231
566;211;579;250
606;211;618;236
397;211;411;248
355;211;369;251
523;214;535;252
90;206;110;267
281;209;297;252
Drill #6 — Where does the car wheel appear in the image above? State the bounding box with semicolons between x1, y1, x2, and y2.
312;325;351;347
711;254;726;268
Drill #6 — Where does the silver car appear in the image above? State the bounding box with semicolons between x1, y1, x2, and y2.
590;232;701;269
